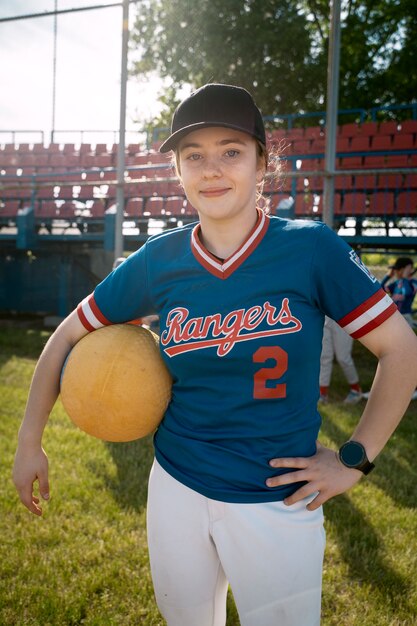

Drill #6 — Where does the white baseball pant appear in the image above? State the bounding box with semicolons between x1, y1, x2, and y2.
147;459;325;626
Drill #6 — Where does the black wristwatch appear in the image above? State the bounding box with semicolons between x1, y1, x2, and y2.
338;441;375;475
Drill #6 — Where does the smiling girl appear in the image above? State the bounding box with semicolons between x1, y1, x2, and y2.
13;84;417;626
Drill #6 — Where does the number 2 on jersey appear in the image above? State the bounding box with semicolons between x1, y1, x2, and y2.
253;346;288;399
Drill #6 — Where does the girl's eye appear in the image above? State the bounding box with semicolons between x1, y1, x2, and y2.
187;153;201;161
225;149;239;158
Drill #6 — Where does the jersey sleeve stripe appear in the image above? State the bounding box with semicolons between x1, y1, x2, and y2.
349;303;398;339
77;294;111;331
338;289;396;337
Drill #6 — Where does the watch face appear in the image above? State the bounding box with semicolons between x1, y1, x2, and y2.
341;441;365;467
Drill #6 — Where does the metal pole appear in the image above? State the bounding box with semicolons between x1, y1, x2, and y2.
51;0;58;144
114;0;129;260
323;0;341;228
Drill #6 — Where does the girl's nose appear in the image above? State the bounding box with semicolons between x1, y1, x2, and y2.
202;156;222;178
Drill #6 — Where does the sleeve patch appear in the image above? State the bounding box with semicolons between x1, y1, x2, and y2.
349;250;377;283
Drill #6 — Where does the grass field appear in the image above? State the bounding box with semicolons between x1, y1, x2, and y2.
1;324;416;625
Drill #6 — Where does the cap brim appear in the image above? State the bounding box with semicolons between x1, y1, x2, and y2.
160;121;266;153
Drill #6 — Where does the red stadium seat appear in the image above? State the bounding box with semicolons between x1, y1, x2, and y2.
304;126;323;140
398;120;417;134
299;158;323;171
165;196;186;215
353;174;376;190
378;121;398;135
125;197;144;217
310;137;326;152
397;191;417;214
368;192;395;215
371;135;392;150
339;156;363;168
36;201;59;218
403;174;417;189
334;174;354;190
376;174;404;190
392;134;415;149
385;155;409;167
342;192;368;215
359;122;378;136
145;196;165;216
0;200;20;217
89;200;106;217
340;123;361;138
363;155;387;168
62;143;76;154
58;202;77;218
350;136;370;151
291;140;312;155
336;137;350;152
294;193;315;215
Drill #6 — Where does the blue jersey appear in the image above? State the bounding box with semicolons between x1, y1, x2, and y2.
77;211;396;503
381;275;417;315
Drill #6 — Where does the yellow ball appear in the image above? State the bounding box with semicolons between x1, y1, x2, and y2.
60;324;172;442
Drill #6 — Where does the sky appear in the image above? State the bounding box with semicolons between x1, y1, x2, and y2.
0;0;165;146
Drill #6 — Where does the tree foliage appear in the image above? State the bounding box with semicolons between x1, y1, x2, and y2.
130;0;416;123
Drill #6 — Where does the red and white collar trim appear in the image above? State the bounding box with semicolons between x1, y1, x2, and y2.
191;209;270;279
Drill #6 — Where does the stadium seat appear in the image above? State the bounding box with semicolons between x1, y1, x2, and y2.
336;137;350;152
294;193;315;215
371;135;392;150
58;202;77;218
378;121;398;135
125;197;144;217
164;196;185;216
0;200;20;218
353;174;376;190
363;155;386;168
368;192;395;215
310;137;326;152
291;140;312;155
376;174;403;190
303;126;323;140
36;201;59;218
89;200;106;217
340;123;361;137
350;136;370;151
335;174;354;190
392;134;415;149
339;156;363;168
359;122;378;136
398;120;417;134
403;173;417;189
299;158;323;171
385;155;409;167
145;196;165;216
342;192;368;215
286;128;304;139
397;191;417;214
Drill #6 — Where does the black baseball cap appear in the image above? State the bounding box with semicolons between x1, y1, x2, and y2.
159;83;266;153
389;257;415;271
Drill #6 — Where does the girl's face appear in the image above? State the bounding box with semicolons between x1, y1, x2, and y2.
401;264;414;278
177;126;265;225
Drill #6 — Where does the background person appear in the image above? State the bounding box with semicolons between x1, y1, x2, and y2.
319;316;362;404
13;84;417;626
381;256;417;328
